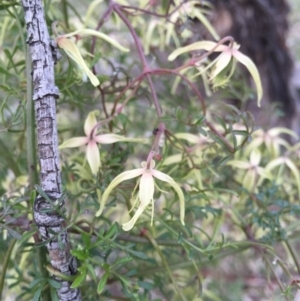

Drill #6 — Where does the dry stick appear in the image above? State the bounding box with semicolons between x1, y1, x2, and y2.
113;4;162;118
205;120;234;153
120;1;184;18
21;1;81;300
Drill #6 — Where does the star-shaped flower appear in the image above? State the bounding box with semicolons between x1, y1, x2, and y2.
60;112;143;174
96;160;185;231
246;127;298;158
227;150;271;192
168;40;263;106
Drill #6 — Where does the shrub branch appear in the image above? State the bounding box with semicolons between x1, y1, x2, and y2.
21;1;81;300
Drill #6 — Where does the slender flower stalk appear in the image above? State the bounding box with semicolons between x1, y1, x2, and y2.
96;160;185;231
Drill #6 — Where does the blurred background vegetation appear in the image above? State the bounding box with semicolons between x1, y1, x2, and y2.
0;1;300;300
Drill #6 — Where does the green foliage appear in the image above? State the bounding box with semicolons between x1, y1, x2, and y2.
0;1;300;301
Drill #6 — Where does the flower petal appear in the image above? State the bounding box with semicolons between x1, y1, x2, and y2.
84;111;98;136
85;0;105;27
265;157;286;171
86;141;100;174
269;127;298;139
233;50;263;107
62;29;129;53
210;50;232;80
122;171;155;231
226;160;251;169
250;150;261;166
162;154;183;166
193;10;220;41
95;134;135;144
95;134;148;144
57;37;100;86
175;133;201;144
285;158;300;199
242;169;256;192
152;170;185;225
168;41;228;61
59;137;89;149
139;171;154;206
95;168;144;217
122;205;147;231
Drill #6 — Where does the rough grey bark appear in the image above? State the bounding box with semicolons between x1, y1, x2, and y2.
21;1;81;300
200;0;299;132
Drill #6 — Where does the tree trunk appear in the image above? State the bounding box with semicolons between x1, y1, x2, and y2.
21;1;81;300
199;0;299;132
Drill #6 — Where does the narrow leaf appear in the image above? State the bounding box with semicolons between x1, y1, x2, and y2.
71;269;87;288
97;272;109;294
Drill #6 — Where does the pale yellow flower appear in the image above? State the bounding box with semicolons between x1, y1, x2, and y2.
166;1;219;44
60;112;143;174
265;156;300;199
227;150;271;192
56;28;129;86
168;41;263;106
96;160;185;231
246;127;298;158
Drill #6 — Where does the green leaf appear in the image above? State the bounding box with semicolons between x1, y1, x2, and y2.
0;65;15;77
105;222;118;239
138;280;154;290
97;271;109;294
86;263;97;281
175;106;182;120
33;286;43;301
198;127;207;137
231;132;237;149
177;232;183;244
217;155;233;166
0;2;20;9
208;131;231;152
193;115;206;126
71;268;87;288
125;248;150;260
29;278;45;289
48;279;62;289
232;130;250;136
34;185;52;203
111;256;132;269
6;227;21;239
117;113;130;127
225;104;242;116
214;115;227;132
81;232;91;248
19;229;37;245
50;287;59;301
70;249;89;260
116;274;130;286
